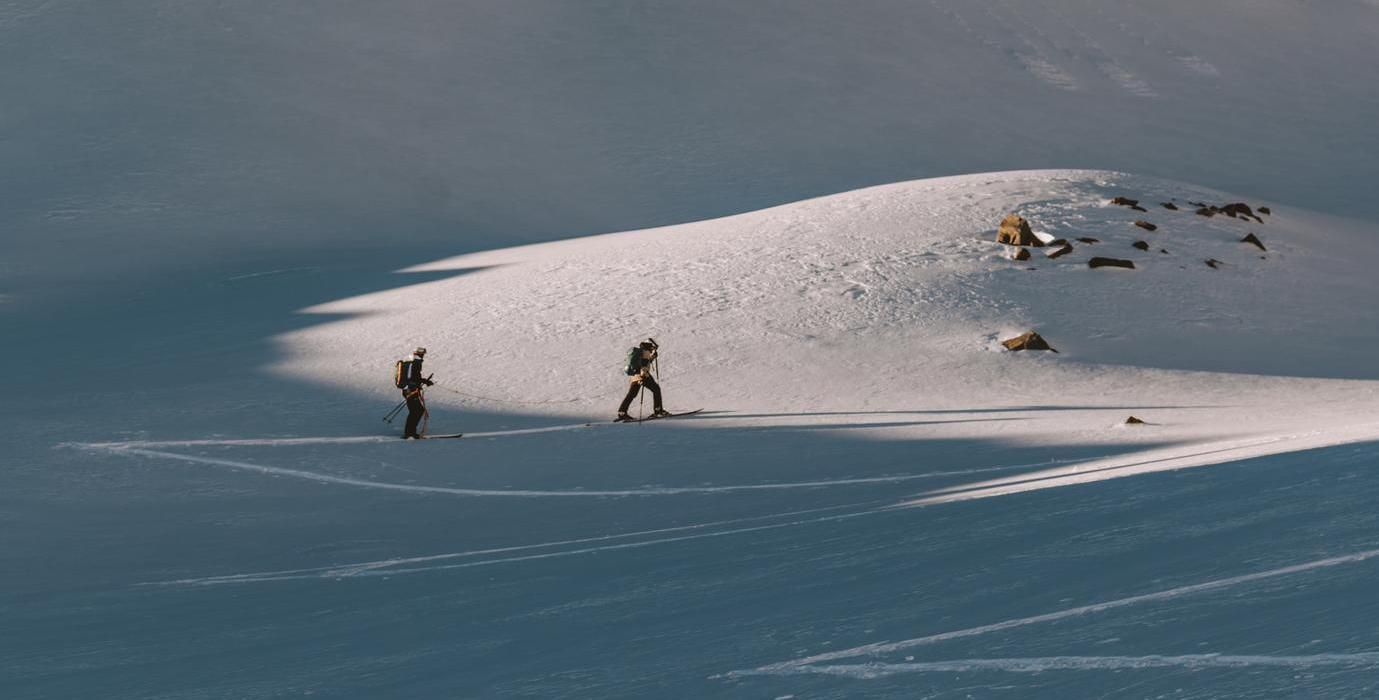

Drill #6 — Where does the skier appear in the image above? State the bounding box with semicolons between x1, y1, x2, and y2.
617;339;670;422
398;347;434;439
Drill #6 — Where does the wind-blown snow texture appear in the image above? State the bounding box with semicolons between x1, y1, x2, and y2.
5;3;1379;699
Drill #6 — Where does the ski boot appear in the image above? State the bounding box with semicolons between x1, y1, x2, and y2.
614;412;635;423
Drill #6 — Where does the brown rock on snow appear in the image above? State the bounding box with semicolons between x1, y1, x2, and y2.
997;214;1043;246
1161;202;1179;210
1195;207;1216;217
1205;259;1223;269
1077;236;1100;244
1132;240;1149;251
1111;197;1139;207
1124;416;1147;425
1258;206;1272;215
1089;257;1135;270
1220;202;1255;218
1013;247;1031;261
1001;331;1059;353
1134;220;1158;231
1241;233;1266;251
1047;242;1074;259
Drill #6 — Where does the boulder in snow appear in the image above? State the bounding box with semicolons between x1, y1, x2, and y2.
1206;258;1223;269
1132;240;1149;251
1241;233;1266;251
1001;331;1058;353
1258;206;1272;215
1124;416;1147;425
1134;220;1157;232
1089;257;1135;270
996;214;1042;246
1012;247;1031;261
1111;196;1139;207
1195;207;1217;218
1077;236;1100;244
1161;202;1179;210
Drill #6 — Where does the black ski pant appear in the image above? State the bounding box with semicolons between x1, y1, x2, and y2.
403;391;427;437
618;376;663;414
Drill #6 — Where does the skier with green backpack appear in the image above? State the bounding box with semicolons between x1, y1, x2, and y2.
616;339;669;422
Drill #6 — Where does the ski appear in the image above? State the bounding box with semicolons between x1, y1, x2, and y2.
618;408;704;423
422;433;464;440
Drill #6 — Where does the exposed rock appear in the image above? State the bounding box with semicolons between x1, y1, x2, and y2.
1076;236;1100;244
1047;238;1068;247
1001;331;1058;353
1047;242;1074;259
1012;247;1031;261
1195;207;1216;217
1241;233;1266;251
1188;200;1208;207
1160;248;1170;254
996;214;1042;246
1221;202;1254;218
1161;202;1179;210
1130;205;1148;212
1089;257;1135;270
1134;220;1157;231
1258;206;1272;215
1124;416;1147;425
1205;258;1223;269
1132;240;1149;251
1110;197;1139;207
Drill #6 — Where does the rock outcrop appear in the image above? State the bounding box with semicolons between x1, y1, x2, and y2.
1124;416;1147;425
1134;220;1157;231
1089;257;1135;270
1132;240;1149;251
1161;202;1178;210
1241;233;1266;251
1001;331;1058;353
1077;237;1100;244
996;214;1042;246
1258;206;1272;215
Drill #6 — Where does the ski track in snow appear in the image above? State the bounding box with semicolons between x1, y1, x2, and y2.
769;653;1379;677
729;547;1379;678
147;500;900;587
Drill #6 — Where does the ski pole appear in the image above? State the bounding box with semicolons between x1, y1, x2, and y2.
638;382;645;423
383;399;406;423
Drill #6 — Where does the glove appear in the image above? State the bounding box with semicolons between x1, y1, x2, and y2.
423;378;435;386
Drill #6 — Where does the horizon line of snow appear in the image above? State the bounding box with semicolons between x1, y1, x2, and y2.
769;653;1379;677
731;547;1379;677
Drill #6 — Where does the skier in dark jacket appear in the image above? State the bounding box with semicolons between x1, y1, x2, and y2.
617;339;669;422
399;347;434;439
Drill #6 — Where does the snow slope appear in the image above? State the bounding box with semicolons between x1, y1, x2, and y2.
275;169;1379;491
7;170;1379;699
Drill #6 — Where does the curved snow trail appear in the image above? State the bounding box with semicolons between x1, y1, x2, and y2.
771;653;1379;677
89;446;1072;498
71;422;599;450
900;425;1379;507
729;547;1379;678
150;498;914;586
146;499;888;586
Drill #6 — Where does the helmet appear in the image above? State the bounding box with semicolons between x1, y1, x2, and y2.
413;347;427;356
